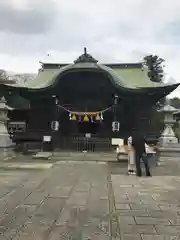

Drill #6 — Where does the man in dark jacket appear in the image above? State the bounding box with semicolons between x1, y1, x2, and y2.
132;132;151;177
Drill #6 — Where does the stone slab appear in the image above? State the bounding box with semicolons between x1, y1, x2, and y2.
141;235;179;240
155;226;180;235
23;190;49;205
120;224;157;234
123;234;142;240
135;217;171;225
115;203;131;210
12;224;51;240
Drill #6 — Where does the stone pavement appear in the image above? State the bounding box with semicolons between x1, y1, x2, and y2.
0;158;179;239
0;161;114;239
110;158;180;240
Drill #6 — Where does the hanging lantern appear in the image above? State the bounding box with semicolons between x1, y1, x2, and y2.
51;121;59;131
71;113;76;121
55;98;58;105
112;121;120;132
95;113;101;121
83;114;89;122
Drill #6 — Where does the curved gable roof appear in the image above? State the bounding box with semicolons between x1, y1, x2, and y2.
6;62;174;90
6;63;126;90
3;48;179;99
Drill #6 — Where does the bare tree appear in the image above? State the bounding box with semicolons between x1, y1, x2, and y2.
0;70;16;84
0;70;9;81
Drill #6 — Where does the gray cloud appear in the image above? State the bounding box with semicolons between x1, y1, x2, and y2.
0;0;57;34
159;20;180;44
0;7;99;56
0;0;180;97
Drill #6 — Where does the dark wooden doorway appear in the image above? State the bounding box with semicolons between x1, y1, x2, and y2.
78;121;101;134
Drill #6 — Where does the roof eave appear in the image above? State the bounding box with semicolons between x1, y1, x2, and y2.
143;83;180;103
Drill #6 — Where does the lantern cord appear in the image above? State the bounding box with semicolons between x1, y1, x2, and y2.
57;104;115;114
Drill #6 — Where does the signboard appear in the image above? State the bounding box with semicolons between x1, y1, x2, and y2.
43;136;51;142
7;121;26;132
111;138;124;146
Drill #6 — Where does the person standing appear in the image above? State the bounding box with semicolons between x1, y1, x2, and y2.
131;132;151;177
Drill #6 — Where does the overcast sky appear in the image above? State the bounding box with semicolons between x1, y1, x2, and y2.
0;0;180;96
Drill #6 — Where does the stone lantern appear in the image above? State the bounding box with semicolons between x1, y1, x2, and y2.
158;101;178;146
0;96;14;148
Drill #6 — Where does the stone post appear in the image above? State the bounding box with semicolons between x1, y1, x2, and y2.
159;103;178;146
158;100;179;165
0;97;15;160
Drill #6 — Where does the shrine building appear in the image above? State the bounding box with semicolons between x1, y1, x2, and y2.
1;48;179;152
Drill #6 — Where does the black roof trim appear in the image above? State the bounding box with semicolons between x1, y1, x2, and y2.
74;47;98;64
41;62;143;69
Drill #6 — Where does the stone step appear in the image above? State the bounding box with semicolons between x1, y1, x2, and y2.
33;152;52;160
159;148;180;152
52;151;116;156
159;156;180;161
52;154;117;162
0;162;53;170
31;151;118;162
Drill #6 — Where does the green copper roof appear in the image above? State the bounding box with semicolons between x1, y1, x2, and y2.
5;62;169;90
3;48;179;108
112;67;163;88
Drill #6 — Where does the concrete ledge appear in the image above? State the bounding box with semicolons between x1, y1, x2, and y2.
159;147;180;152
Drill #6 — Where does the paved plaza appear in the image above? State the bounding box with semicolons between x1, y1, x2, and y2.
0;157;179;239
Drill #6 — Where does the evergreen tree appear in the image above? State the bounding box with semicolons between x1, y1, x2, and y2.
143;55;166;138
144;55;165;83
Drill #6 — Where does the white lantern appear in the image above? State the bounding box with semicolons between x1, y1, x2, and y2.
112;121;120;132
51;121;59;131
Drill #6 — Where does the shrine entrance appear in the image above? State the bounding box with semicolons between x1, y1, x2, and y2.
56;116;111;152
56;110;113;152
50;66;125;152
